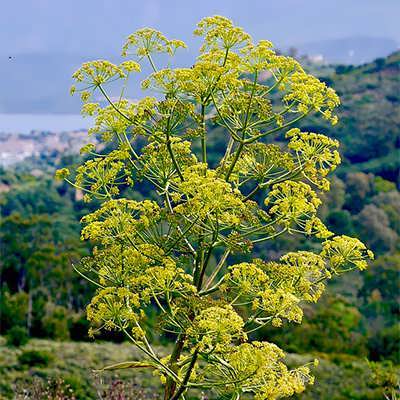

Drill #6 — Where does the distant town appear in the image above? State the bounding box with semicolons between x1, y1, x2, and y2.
0;130;91;167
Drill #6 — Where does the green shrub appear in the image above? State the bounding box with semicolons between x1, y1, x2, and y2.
18;349;53;368
0;290;28;334
368;324;400;363
6;326;29;347
41;303;70;340
69;313;90;341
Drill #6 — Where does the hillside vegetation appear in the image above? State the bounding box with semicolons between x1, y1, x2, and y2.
302;51;400;181
0;52;399;398
0;338;395;400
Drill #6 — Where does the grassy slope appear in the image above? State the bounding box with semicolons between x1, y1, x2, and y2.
0;337;160;399
0;338;386;400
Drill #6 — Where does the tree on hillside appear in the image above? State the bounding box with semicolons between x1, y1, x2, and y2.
58;16;373;399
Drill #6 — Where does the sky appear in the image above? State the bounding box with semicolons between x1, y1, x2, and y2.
1;0;400;56
1;0;399;117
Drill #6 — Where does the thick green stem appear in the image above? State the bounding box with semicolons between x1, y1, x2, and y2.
98;85;132;122
166;137;184;181
196;219;219;291
200;104;207;164
225;141;244;181
220;137;235;170
204;249;230;289
146;52;158;72
164;334;186;399
196;244;213;291
169;349;199;400
224;71;258;181
165;113;184;181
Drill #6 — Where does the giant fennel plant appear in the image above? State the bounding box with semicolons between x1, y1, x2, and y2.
57;16;374;400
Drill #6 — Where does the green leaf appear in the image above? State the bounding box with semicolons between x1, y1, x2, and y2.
95;360;155;372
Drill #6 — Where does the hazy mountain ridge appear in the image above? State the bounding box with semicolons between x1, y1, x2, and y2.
1;36;398;114
295;36;398;64
1;51;399;179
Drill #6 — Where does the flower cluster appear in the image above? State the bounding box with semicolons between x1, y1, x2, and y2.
87;287;140;334
72;60;127;86
284;71;340;124
321;235;374;273
133;264;196;301
228;142;294;185
86;98;156;141
264;181;332;238
142;69;183;96
217;90;273;131
194;15;251;52
173;165;251;228
241;41;300;78
254;287;303;325
187;305;246;352
55;167;70;180
205;341;314;400
227;251;331;326
276;251;330;302
180;60;241;102
80;244;161;287
138;138;197;185
227;262;269;295
81;198;160;244
122;28;186;58
287;128;341;190
71;60;135;102
73;147;133;200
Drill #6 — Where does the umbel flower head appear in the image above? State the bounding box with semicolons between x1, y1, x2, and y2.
58;14;374;400
205;341;315;399
264;181;333;238
321;235;374;273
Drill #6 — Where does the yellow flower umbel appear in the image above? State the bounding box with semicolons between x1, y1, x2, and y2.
321;235;374;273
264;181;333;238
187;305;246;353
205;341;314;400
59;15;373;400
287;128;341;190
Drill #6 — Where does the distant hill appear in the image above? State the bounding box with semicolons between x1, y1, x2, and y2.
1;35;399;114
300;51;400;183
2;52;399;183
295;36;398;65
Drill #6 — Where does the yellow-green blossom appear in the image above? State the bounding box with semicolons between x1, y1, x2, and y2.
321;235;374;273
205;341;314;399
187;305;246;352
264;181;332;238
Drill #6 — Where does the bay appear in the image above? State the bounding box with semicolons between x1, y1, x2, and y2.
0;114;92;133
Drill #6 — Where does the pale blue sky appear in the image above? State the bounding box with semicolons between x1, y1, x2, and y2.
1;0;399;115
1;0;399;55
